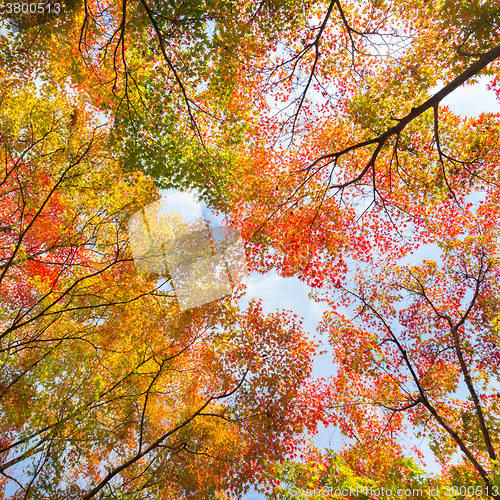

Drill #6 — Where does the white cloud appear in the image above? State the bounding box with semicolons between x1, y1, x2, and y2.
434;76;500;117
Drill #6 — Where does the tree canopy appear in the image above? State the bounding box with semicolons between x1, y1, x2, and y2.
1;0;500;498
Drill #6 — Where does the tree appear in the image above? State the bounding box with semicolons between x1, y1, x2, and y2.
220;0;500;496
1;0;330;206
2;0;500;496
258;444;443;499
317;196;500;497
0;81;319;499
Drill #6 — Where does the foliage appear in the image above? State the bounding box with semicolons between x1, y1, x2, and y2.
259;446;445;500
0;81;318;498
1;0;500;497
